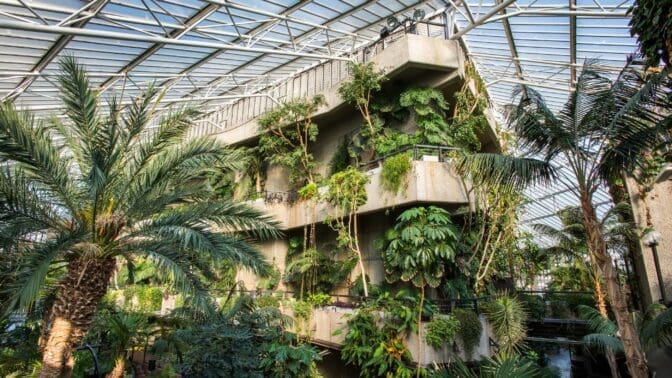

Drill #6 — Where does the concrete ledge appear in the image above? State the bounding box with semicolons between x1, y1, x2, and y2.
249;160;469;230
212;34;461;146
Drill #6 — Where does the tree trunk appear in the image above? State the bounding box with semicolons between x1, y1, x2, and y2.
594;278;621;378
353;212;368;298
579;196;648;378
416;285;425;378
39;258;116;378
106;356;126;378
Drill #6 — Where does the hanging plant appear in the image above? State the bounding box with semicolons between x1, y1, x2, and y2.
381;152;412;195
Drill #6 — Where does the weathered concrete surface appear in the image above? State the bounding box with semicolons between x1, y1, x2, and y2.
249;160;469;231
627;164;672;306
212;34;461;146
285;305;492;364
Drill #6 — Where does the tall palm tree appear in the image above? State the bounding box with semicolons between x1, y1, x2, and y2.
457;60;671;377
0;57;280;377
535;205;635;378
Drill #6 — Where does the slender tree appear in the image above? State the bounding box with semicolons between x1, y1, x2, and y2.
0;57;280;377
457;61;671;377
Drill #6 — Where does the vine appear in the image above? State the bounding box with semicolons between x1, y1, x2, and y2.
452;308;483;358
425;315;460;349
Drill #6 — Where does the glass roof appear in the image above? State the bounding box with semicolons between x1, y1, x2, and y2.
0;0;637;246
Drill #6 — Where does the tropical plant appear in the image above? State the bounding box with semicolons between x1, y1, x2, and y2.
381;152;412;195
378;206;460;376
425;315;460;349
628;0;672;67
340;291;419;378
0;57;281;377
483;293;528;356
325;167;370;296
456;60;672;377
580;302;672;377
339;62;387;145
452;308;483;358
433;353;550;378
257;95;325;186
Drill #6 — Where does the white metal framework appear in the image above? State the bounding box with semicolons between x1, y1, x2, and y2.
0;0;638;243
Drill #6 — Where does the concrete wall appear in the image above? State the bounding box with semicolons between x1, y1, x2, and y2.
212;34;462;146
249;160;469;230
287;306;492;364
627;164;672;305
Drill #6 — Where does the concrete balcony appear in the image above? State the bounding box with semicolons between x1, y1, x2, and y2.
206;33;462;146
248;159;469;231
283;304;493;363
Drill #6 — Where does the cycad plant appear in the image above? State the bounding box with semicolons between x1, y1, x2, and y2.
457;60;671;377
0;57;280;377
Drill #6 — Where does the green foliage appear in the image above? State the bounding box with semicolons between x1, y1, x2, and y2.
255;295;281;309
374;129;418;156
340;291;420;378
257;264;281;291
328;137;352;176
483;294;528;356
399;88;451;145
122;285;163;312
628;0;672;66
259;334;322;377
452;308;482;358
297;182;318;200
292;300;312;321
325;167;369;212
0;57;281;321
257;95;325;185
307;293;331;307
380;153;412;195
0;314;42;376
379;206;460;288
176;296;320;377
518;294;546;321
339;62;388;144
283;238;356;295
545;293;595;319
425;315;460;349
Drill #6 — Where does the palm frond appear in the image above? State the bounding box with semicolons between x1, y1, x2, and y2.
0;102;79;214
640;305;672;348
58;55;99;148
582;333;624;355
456;153;557;190
577;304;618;335
2;232;79;314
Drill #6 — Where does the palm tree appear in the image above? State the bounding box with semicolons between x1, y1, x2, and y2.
0;57;280;377
457;60;671;377
580;303;672;375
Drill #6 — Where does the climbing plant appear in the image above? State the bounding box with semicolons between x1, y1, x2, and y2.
257;95;325;186
629;0;672;67
378;206;460;376
425;315;460;349
452;308;483;358
325;167;370;296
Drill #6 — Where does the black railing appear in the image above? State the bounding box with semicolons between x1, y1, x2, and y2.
245;189;298;204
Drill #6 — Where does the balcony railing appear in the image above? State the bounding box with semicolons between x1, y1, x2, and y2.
190;15;449;139
246;144;461;205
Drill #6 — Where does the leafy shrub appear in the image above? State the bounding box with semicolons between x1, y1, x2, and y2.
255;295;280;309
329;137;352;176
453;308;482;358
381;152;412;194
307;293;331;307
425;315;460;349
297;182;318;200
374;129;417;156
519;294;546;320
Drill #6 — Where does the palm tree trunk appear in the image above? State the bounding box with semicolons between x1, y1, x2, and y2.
416;285;425;378
593;278;620;378
39;258;116;378
106;356;126;378
579;196;648;378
